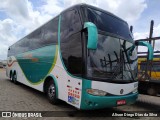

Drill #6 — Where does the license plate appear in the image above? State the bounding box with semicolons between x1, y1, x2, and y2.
117;100;126;105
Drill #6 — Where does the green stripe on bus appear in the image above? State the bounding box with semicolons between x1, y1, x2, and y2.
16;45;58;85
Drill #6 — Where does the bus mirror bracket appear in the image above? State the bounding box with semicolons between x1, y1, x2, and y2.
84;22;98;49
135;41;153;60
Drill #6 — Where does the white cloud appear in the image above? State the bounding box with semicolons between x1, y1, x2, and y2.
153;24;160;37
0;45;8;59
62;0;147;25
8;0;30;19
134;32;149;40
0;19;17;45
42;0;147;25
134;23;160;40
153;24;160;51
0;0;151;59
104;0;147;25
134;23;160;52
111;0;147;24
0;19;17;59
0;0;53;59
41;0;63;15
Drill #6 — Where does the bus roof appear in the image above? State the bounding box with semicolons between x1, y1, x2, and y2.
61;3;127;24
9;3;127;48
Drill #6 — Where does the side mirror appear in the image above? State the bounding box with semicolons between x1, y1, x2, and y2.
135;41;153;60
84;22;98;49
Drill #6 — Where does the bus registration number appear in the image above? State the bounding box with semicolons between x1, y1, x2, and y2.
117;100;126;105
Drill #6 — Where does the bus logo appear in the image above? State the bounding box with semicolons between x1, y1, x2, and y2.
120;89;124;94
2;112;11;117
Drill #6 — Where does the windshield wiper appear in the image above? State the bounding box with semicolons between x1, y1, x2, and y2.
111;50;124;79
121;41;135;81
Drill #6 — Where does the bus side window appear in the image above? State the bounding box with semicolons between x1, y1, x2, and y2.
61;10;81;40
43;17;59;45
60;10;82;76
67;33;82;75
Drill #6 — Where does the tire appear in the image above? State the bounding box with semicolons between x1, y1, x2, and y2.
12;72;17;84
10;72;13;82
147;87;157;96
46;80;59;104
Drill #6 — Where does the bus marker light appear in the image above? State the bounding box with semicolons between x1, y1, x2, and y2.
67;85;71;88
75;88;79;90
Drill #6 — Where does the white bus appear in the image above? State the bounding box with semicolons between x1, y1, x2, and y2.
6;4;153;110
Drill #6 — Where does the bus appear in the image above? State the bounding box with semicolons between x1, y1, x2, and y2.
6;4;153;110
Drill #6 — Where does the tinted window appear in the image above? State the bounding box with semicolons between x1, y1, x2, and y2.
60;10;82;75
68;33;82;74
8;16;59;56
27;28;43;50
86;35;136;80
61;10;81;41
43;17;58;44
61;33;82;75
85;8;133;41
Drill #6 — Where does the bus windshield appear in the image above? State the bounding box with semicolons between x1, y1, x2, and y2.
84;7;137;81
85;8;133;41
87;35;138;81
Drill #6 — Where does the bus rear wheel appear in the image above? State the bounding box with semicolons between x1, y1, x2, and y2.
12;72;17;84
47;80;59;104
10;71;13;82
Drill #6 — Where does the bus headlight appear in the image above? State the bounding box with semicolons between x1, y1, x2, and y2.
132;88;138;93
86;89;107;96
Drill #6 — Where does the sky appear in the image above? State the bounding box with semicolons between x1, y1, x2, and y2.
0;0;160;60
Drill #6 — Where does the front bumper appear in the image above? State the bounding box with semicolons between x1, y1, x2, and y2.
80;92;138;110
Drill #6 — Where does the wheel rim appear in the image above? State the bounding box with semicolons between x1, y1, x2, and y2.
48;84;55;99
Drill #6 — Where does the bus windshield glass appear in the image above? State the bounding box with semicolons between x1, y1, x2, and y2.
87;35;138;81
85;8;133;41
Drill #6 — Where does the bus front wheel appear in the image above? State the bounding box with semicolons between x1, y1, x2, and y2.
47;80;59;105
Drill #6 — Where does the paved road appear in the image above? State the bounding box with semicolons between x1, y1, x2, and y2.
0;68;159;120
